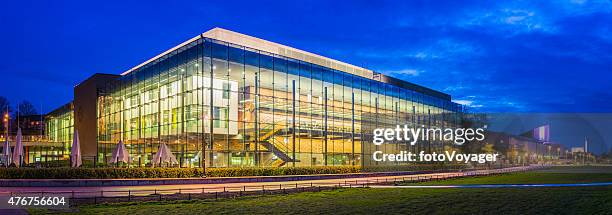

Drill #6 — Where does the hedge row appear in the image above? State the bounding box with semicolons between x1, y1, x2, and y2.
206;166;360;177
0;166;361;179
0;164;475;179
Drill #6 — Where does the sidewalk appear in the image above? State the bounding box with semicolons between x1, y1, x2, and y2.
0;169;456;187
0;166;546;201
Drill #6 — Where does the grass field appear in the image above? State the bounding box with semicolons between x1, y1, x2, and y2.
30;166;612;215
406;166;612;185
31;187;612;215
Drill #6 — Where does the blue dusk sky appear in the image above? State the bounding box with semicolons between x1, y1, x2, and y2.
1;0;611;114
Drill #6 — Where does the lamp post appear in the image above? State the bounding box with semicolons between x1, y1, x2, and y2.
3;112;8;166
3;112;8;142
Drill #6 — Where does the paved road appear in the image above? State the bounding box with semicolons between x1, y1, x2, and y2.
0;166;542;198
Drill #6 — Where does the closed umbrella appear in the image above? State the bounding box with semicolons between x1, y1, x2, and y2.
71;129;82;167
11;127;24;167
110;140;130;164
2;139;10;166
152;143;178;167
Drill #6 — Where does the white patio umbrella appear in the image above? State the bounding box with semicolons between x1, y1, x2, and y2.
11;127;24;167
151;143;178;167
2;139;11;166
70;129;82;167
110;140;130;164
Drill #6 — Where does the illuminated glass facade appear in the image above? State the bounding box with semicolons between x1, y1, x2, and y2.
42;102;73;162
94;30;462;168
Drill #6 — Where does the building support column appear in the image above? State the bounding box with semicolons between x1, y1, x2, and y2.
292;80;296;167
324;87;328;166
351;92;355;166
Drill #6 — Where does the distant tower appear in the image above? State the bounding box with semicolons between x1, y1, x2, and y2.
584;136;588;153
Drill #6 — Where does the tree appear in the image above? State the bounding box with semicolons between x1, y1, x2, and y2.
0;96;10;114
0;96;10;132
457;113;488;154
17;100;38;116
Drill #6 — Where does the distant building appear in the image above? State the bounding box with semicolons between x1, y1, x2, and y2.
520;125;550;142
0;114;51;165
486;124;568;164
571;147;585;153
12;114;45;136
486;131;542;164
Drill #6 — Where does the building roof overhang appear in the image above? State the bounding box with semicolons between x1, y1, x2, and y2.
120;27;451;100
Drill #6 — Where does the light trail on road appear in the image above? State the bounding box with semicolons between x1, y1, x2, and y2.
0;166;543;198
370;182;612;189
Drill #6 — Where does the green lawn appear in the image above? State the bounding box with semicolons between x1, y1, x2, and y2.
31;166;612;215
408;166;612;185
31;187;612;215
533;165;612;174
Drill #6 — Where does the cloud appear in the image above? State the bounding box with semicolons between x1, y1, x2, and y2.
458;7;557;35
453;99;474;106
353;38;481;64
504;10;534;24
452;99;483;108
3;0;611;114
417;39;481;60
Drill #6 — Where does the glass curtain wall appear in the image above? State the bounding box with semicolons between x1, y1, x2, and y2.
42;102;73;163
97;38;462;168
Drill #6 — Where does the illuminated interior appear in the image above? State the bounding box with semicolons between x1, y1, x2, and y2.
93;35;462;168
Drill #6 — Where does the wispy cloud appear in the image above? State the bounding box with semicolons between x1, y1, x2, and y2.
354;38;481;62
3;0;611;113
381;69;423;77
458;7;557;35
413;39;481;60
452;99;483;108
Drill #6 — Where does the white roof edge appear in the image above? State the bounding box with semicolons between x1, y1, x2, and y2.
120;34;203;76
202;27;374;78
121;27;374;79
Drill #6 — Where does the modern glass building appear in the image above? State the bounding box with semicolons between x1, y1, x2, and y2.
40;102;73;163
0;104;71;166
48;28;463;168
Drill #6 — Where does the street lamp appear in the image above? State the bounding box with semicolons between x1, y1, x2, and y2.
3;112;8;138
